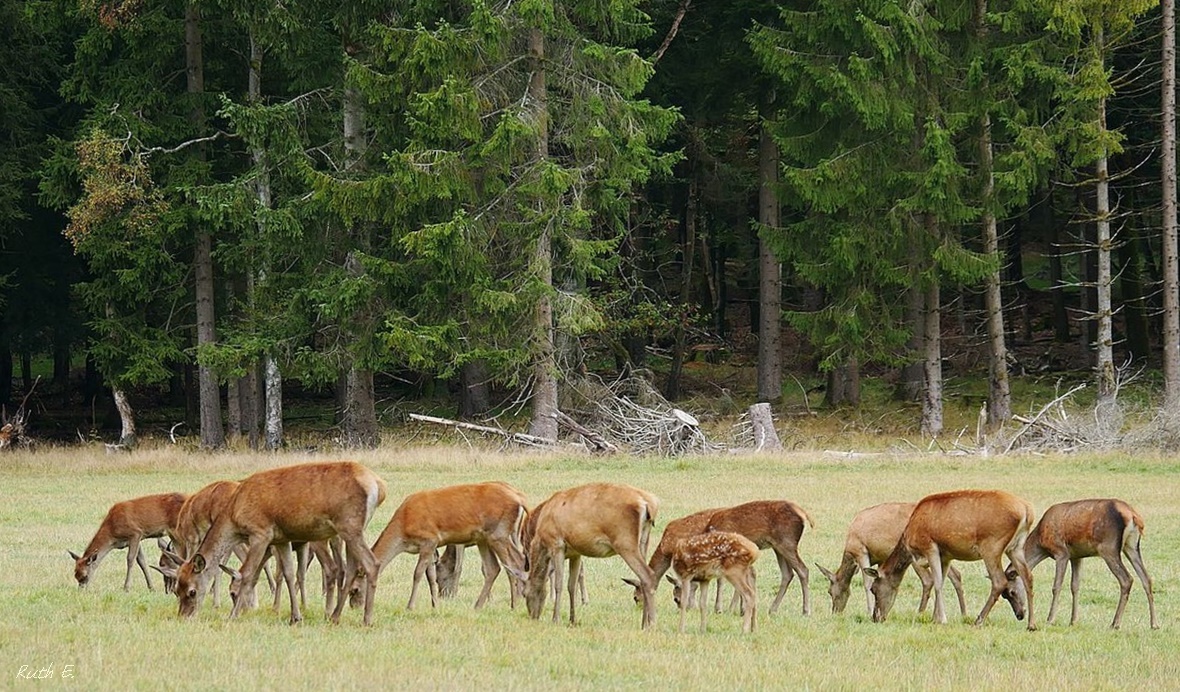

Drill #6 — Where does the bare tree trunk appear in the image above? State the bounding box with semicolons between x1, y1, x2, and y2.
112;386;136;447
920;246;939;436
975;0;1010;431
1094;27;1115;406
338;80;379;448
187;2;224;449
757;101;782;403
526;26;558;442
1163;0;1180;405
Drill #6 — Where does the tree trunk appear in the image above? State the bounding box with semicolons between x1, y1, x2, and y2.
187;2;224;449
825;357;860;407
458;360;491;419
665;158;698;402
339;77;379;448
756;102;782;403
53;341;70;387
921;217;943;438
526;26;558;441
973;0;1009;430
112;386;136;448
896;281;925;401
1163;0;1180;404
1094;53;1115;406
747;402;783;451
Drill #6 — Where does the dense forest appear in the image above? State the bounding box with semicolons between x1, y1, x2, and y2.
3;0;1180;448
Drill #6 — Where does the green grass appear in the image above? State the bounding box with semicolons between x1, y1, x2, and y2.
2;445;1176;689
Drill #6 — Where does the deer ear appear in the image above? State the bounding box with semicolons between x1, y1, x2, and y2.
192;554;207;574
219;564;242;581
863;567;880;579
621;577;639;588
68;550;82;561
815;563;836;583
665;574;678;586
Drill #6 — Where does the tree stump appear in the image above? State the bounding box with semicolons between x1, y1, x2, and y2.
748;403;783;452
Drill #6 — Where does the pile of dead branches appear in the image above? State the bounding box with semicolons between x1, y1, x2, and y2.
565;374;720;456
999;383;1125;454
0;407;31;451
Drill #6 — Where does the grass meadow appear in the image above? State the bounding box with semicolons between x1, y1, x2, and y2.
2;444;1177;690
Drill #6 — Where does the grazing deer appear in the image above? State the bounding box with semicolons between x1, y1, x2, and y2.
704;500;814;616
522;483;660;629
370;481;527;610
69;492;187;591
1024;498;1157;629
624;508;721;610
170;461;386;625
669;531;760;633
816;502;966;617
866;489;1035;629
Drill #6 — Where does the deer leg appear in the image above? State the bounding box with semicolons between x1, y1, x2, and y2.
488;535;525;609
131;540;152;591
693;576;703;628
777;544;810;616
272;543;302;625
473;543;501;609
767;550;793;615
407;544;437;610
1047;554;1069;625
617;549;657;630
270;548;284;611
295;542;309;611
567;555;584;625
1066;557;1084;626
1123;541;1158;629
947;565;967;617
678;576;690;633
913;561;935;614
330;543;357;625
230;535;272;621
732;569;757;633
929;553;948;625
1098;549;1133;629
550;553;568;625
974;554;1008;626
714;578;725;614
338;533;378;626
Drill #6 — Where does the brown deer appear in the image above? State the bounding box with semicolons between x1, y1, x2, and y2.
866;489;1035;629
522;483;660;629
704;500;814;616
816;502;966;617
1024;498;1158;629
623;508;722;610
669;531;760;633
69;492;187;591
370;481;527;610
170;461;386;625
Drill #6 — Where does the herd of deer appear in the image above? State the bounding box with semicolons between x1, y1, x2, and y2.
67;460;1160;633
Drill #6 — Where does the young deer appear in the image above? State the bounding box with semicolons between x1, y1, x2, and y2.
1024;498;1157;629
704;500;814;616
624;508;722;610
171;461;386;626
370;481;527;610
816;502;966;617
522;483;660;629
670;531;760;633
69;492;187;591
867;489;1035;629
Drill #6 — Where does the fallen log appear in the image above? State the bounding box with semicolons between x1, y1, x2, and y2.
408;413;556;448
